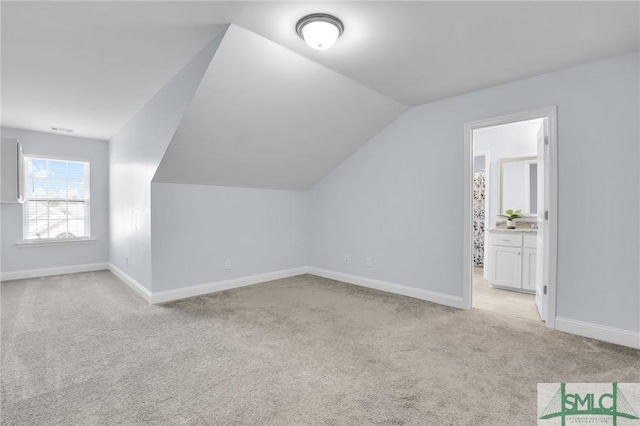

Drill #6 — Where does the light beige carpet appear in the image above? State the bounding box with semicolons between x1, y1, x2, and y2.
2;271;638;425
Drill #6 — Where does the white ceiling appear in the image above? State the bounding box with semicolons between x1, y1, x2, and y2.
1;2;229;140
152;25;406;190
2;2;639;141
239;1;640;106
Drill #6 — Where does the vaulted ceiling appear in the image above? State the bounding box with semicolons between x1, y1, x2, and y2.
152;25;406;189
3;1;639;140
2;2;639;189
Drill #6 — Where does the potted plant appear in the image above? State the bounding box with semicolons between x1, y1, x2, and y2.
498;209;523;229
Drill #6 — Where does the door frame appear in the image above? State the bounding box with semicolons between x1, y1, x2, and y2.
462;106;558;329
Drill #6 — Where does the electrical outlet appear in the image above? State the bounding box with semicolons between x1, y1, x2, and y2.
125;256;129;265
365;257;372;268
344;255;350;264
225;259;232;270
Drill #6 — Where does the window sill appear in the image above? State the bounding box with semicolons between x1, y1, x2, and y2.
17;238;96;248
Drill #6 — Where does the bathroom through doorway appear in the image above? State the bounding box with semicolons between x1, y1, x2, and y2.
463;107;558;327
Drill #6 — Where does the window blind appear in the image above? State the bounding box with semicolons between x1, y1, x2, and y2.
23;157;90;241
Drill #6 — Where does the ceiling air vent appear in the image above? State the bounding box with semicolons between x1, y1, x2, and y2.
50;126;74;133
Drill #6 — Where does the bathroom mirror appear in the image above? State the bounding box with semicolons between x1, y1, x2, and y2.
499;156;537;216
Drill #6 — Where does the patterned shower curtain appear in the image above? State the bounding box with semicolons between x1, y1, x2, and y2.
473;171;486;267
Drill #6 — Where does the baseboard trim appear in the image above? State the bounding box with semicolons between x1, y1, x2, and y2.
1;262;109;282
6;263;636;349
555;317;640;349
307;267;466;310
150;267;309;304
108;264;152;303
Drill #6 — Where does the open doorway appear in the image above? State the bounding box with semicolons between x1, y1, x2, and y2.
472;120;541;321
463;107;558;328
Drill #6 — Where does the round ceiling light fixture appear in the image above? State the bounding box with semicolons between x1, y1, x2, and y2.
296;13;344;50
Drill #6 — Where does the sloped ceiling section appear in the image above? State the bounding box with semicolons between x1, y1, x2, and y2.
153;24;407;190
0;1;230;140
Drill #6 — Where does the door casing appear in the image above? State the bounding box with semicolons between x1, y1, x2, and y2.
462;106;558;329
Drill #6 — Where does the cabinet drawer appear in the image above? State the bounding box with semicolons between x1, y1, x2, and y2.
491;233;522;247
524;234;537;249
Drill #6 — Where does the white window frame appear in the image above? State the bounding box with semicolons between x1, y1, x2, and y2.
21;154;91;243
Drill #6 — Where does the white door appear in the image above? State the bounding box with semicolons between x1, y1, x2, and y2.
536;121;548;321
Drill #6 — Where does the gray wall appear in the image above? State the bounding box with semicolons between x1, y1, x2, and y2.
151;183;308;292
0;128;108;272
309;52;639;332
108;32;224;291
472;155;485;173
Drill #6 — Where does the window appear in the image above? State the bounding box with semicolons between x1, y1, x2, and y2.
23;156;90;241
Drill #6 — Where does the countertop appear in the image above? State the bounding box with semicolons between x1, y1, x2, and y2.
489;227;538;233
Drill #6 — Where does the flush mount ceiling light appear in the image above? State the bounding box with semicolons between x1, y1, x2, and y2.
296;13;344;50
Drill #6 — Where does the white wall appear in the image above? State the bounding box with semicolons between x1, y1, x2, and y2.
108;32;224;291
0;128;108;273
150;183;308;292
309;52;639;332
474;119;540;225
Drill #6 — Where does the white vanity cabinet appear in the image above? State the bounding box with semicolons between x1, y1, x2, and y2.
521;246;537;291
487;230;537;292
